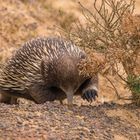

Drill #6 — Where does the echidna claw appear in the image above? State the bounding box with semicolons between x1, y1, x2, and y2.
82;89;98;103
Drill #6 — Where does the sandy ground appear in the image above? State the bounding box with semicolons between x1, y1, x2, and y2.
0;0;140;139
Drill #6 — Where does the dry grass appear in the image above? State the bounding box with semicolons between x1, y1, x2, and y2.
0;0;78;64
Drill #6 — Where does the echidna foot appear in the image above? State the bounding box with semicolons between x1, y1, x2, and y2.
82;89;98;102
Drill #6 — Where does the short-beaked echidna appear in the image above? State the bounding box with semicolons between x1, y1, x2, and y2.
0;37;98;105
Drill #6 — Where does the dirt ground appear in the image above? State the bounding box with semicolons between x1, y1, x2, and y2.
0;101;140;140
0;0;140;140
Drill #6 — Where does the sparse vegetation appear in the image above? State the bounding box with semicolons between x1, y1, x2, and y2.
61;0;140;106
58;9;77;32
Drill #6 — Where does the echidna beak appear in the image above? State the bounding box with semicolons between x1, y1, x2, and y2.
61;87;74;106
66;92;74;106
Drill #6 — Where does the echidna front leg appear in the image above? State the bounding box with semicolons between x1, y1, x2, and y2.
29;85;56;104
81;75;98;103
29;84;66;104
0;93;11;103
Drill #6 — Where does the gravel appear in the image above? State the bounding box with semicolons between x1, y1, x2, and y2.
0;101;140;140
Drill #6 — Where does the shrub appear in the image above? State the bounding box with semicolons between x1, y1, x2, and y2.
61;0;140;106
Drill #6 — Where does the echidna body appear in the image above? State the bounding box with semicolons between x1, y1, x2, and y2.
0;37;98;105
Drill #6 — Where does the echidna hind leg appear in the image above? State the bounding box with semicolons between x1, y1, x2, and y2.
0;93;18;104
10;97;18;104
59;100;64;105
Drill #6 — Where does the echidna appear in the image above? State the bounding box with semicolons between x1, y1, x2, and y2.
0;37;98;105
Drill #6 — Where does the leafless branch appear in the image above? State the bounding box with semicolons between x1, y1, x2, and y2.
105;76;132;100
